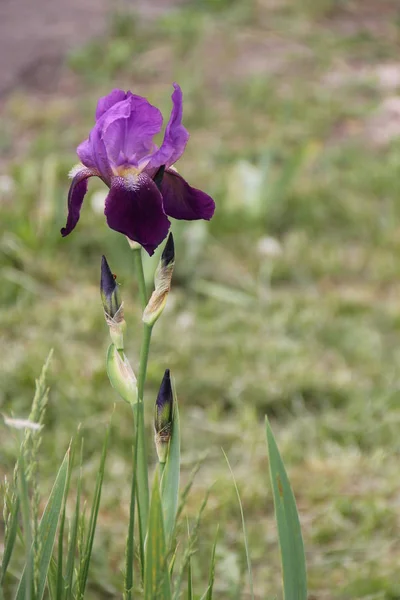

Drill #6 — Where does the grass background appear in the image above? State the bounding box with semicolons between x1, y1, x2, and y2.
1;0;400;597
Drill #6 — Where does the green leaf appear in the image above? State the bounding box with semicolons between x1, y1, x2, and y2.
222;450;254;600
200;525;219;600
15;450;69;600
144;470;171;600
0;495;20;585
56;443;75;600
131;401;149;578
124;438;138;600
186;521;193;600
64;440;83;600
161;380;180;547
265;417;307;600
76;426;110;599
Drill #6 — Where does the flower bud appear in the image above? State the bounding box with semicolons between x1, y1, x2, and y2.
143;233;175;326
100;255;125;350
154;369;173;464
106;344;137;405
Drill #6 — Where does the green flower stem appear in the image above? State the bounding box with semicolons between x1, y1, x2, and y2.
132;246;148;310
128;246;153;579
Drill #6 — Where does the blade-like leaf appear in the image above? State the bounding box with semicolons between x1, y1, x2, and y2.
161;380;180;547
265;417;307;600
144;470;171;600
15;450;69;600
222;450;254;600
0;495;20;585
76;426;110;599
124;436;138;600
65;440;83;600
186;521;193;600
132;401;149;577
200;526;219;600
56;443;75;600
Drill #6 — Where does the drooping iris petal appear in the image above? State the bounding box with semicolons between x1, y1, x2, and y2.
61;167;97;236
161;168;215;221
104;174;171;255
101;96;163;167
95;89;130;121
146;83;189;170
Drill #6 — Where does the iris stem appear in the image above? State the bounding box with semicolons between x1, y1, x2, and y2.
132;246;148;310
128;245;153;582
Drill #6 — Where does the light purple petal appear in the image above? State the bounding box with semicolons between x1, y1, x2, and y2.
95;89;130;121
101;96;163;167
61;167;97;236
147;83;189;170
104;174;171;255
161;169;215;221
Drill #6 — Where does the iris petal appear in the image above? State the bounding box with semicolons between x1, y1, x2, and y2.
161;169;215;221
104;174;171;255
101;96;163;167
95;89;130;121
146;83;189;170
61;167;97;236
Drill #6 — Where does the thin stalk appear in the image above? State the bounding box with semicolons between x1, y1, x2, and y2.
128;247;152;580
124;433;138;600
132;247;148;310
137;324;153;402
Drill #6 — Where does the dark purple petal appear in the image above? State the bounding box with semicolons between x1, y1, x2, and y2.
161;169;215;221
95;89;130;121
77;126;113;185
147;83;189;170
101;96;163;166
61;168;96;236
104;174;171;255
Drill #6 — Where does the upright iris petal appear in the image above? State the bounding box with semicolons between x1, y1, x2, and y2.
62;83;215;255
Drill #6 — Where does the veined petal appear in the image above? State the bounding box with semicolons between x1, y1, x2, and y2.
101;95;163;167
161;169;215;221
77;126;113;185
146;83;189;170
95;89;130;121
61;167;97;236
104;174;171;255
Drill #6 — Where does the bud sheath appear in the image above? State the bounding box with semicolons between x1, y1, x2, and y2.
154;369;173;464
143;233;175;326
100;255;125;349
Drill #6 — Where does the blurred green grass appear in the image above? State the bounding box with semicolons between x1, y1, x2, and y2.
2;0;400;597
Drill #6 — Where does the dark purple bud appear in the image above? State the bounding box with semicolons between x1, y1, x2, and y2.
100;255;121;319
154;369;173;463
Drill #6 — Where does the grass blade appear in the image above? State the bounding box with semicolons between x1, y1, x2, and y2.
15;449;69;600
132;401;149;577
76;425;110;599
186;520;193;600
55;443;75;600
200;525;219;600
64;440;83;600
161;380;180;547
0;495;20;585
124;436;138;600
144;469;171;600
222;450;254;600
265;417;307;600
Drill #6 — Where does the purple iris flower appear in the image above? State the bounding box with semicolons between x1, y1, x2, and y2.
61;83;215;255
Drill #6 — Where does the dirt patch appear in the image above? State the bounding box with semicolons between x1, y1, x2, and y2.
0;0;182;97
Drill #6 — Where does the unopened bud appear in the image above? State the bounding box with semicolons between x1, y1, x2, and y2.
100;255;125;350
106;344;137;405
143;233;175;326
154;369;173;464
